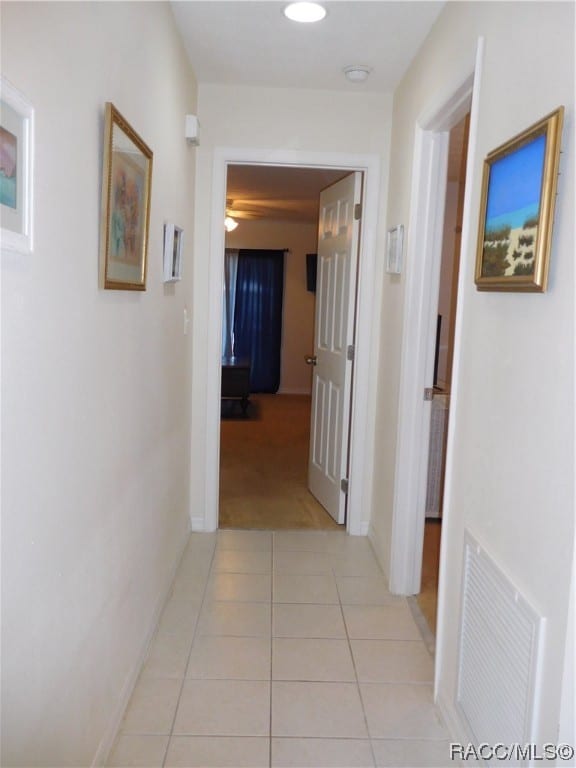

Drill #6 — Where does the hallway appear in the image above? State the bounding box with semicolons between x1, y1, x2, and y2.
108;529;450;767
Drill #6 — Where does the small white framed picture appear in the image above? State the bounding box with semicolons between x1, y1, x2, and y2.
386;224;404;275
1;77;34;255
163;222;183;282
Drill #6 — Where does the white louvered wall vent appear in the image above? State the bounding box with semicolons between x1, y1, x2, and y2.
457;532;545;762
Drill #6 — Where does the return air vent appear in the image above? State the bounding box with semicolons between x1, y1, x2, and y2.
457;532;545;760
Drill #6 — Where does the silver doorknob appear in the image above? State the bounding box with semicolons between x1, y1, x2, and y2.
304;355;317;366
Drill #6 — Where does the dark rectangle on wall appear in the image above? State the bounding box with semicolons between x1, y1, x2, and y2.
434;314;442;387
306;253;317;293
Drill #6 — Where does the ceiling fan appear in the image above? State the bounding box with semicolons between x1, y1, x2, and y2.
226;198;270;220
226;197;319;223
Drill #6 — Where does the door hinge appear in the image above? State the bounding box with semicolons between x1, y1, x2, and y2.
424;387;435;401
347;345;355;362
341;478;349;494
354;203;362;220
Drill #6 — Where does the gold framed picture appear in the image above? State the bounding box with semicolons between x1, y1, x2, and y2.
100;103;153;290
475;106;563;292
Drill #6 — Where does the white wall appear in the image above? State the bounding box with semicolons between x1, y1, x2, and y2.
225;219;318;394
1;3;197;765
191;84;392;529
372;0;574;744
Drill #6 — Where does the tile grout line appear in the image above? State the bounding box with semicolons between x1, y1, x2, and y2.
337;576;447;755
334;560;378;768
160;535;218;768
329;544;439;763
406;594;436;657
161;532;424;766
114;531;446;766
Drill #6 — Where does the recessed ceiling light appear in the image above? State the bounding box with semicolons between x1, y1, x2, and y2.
284;2;327;23
343;65;372;83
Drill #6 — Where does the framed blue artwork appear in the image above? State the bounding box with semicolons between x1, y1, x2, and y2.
475;107;564;292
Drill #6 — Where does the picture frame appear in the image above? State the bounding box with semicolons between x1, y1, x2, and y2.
386;224;404;274
163;222;183;282
0;77;34;255
475;106;564;292
100;102;153;290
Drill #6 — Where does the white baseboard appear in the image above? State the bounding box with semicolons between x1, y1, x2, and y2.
368;522;391;586
277;387;312;396
358;521;370;536
190;514;206;532
92;528;191;766
436;686;472;748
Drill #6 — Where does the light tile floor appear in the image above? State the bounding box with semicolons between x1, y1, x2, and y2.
108;530;453;768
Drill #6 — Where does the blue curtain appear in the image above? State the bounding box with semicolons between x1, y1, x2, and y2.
233;249;284;393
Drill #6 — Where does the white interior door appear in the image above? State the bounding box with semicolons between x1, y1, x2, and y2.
308;172;362;524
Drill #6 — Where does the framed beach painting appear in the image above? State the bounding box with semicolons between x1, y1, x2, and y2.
0;77;34;254
475;107;564;292
100;102;153;290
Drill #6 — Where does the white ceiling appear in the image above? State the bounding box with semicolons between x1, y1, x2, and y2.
171;1;445;93
226;165;348;222
171;0;449;223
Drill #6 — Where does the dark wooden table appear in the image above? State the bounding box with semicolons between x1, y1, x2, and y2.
221;356;251;416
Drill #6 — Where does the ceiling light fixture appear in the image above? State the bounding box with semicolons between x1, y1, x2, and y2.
224;216;239;232
343;65;372;83
283;2;327;23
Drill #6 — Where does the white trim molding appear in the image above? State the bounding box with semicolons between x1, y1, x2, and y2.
359;521;370;537
389;125;450;595
190;515;206;532
389;47;483;596
202;148;381;537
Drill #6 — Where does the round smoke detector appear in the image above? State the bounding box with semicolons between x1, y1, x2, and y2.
343;65;372;83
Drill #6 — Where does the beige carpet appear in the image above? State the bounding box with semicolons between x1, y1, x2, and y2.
219;394;342;530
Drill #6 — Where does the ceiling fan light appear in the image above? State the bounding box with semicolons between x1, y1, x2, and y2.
343;64;372;83
224;216;239;232
283;2;327;23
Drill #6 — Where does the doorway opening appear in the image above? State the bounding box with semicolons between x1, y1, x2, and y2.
389;61;481;610
416;113;470;634
203;148;381;536
218;164;356;531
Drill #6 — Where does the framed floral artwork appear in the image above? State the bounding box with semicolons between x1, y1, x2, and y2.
100;102;153;290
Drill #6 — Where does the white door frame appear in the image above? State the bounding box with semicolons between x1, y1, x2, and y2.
389;39;484;595
203;148;381;535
